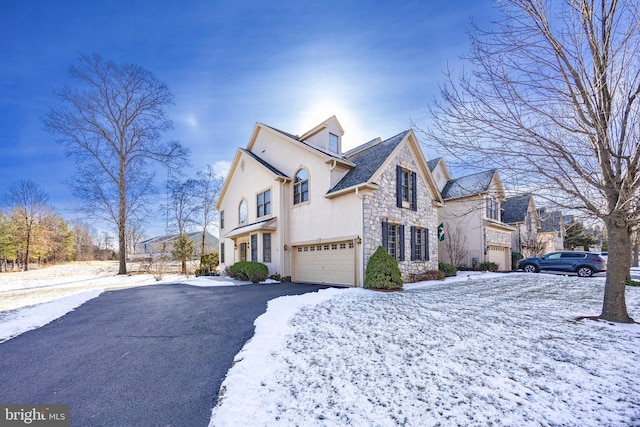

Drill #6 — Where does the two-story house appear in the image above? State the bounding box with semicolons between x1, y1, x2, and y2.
501;194;541;257
216;116;442;286
428;158;514;270
537;208;565;253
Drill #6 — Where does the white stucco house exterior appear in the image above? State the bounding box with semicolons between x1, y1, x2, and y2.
216;116;442;286
428;158;514;271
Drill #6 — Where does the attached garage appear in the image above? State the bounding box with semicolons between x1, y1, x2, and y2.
293;240;356;286
487;245;510;271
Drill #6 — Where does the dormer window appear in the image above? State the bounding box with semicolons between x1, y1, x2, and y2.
329;133;339;153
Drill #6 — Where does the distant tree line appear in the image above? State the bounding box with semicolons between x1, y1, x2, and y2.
0;179;106;272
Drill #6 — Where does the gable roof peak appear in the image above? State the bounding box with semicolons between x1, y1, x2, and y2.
441;169;499;200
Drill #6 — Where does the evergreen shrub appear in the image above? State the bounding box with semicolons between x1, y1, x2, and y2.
479;261;499;272
364;246;402;290
438;262;458;277
230;261;269;283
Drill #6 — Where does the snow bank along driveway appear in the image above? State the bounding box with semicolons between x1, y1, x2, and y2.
211;274;640;426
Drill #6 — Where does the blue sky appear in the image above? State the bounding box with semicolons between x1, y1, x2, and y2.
0;0;498;234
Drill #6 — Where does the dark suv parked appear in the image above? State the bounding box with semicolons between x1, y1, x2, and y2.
517;251;607;277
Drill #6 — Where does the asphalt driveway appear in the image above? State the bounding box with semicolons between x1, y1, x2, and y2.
0;282;331;426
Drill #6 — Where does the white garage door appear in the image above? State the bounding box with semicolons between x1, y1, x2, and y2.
294;241;355;286
487;245;510;271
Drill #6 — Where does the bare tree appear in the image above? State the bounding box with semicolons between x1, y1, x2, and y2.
196;165;224;256
423;0;640;323
70;221;99;261
4;180;50;271
443;223;469;267
44;54;189;275
166;179;200;274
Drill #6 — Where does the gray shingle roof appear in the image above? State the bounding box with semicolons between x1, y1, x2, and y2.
441;169;497;199
501;194;532;224
327;130;409;194
241;148;289;178
427;157;442;172
537;208;563;233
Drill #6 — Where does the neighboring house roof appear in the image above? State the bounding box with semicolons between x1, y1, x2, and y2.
327;131;409;194
501;194;533;224
537;208;563;233
427;157;442;172
441;169;498;200
139;231;219;246
240;148;289;178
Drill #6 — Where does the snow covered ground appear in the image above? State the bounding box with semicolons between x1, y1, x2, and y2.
210;273;640;427
2;264;638;425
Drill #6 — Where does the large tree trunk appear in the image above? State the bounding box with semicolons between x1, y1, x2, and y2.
600;217;634;323
118;161;127;275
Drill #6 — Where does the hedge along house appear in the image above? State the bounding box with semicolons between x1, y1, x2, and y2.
215;116;442;286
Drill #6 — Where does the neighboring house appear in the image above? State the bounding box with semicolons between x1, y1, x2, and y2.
429;158;514;270
537;208;565;253
216;116;442;286
501;194;541;257
134;231;219;259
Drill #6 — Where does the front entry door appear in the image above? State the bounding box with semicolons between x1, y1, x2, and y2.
239;242;247;262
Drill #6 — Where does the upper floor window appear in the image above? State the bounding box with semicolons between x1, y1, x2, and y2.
329;133;339;152
257;189;271;217
238;199;248;224
486;197;499;221
293;169;309;204
396;166;417;211
220;210;225;229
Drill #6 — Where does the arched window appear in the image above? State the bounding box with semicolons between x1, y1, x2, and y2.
238;199;248;224
293;169;309;204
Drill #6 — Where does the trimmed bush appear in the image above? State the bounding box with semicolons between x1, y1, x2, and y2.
625;279;640;287
229;261;269;283
511;252;523;271
438;262;458;277
479;261;499;272
364;246;403;290
406;270;445;282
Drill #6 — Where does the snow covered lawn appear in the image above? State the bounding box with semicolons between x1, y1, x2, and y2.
211;273;640;426
2;264;638;425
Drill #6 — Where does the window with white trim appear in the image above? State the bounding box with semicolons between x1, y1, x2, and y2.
293;169;309;204
257;189;271;217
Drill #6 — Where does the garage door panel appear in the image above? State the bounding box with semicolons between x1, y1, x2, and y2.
294;241;355;286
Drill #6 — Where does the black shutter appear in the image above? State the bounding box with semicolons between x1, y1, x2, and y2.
410;226;416;261
425;229;429;261
382;221;389;250
396;165;403;208
399;224;405;261
411;171;417;211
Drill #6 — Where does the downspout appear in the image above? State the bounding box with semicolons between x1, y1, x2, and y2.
356;186;364;287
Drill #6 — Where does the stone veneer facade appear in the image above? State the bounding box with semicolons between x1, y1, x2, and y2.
362;144;438;280
485;225;512;246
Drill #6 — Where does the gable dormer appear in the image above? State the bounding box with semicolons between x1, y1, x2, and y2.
299;116;345;155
